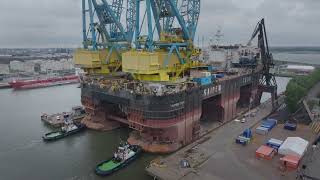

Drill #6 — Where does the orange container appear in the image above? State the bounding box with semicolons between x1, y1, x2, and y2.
256;145;276;160
280;155;301;170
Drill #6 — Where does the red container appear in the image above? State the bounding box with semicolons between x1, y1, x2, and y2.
256;145;276;160
280;155;301;170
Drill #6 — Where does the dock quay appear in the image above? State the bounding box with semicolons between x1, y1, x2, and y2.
41;106;86;128
146;95;318;180
0;83;11;89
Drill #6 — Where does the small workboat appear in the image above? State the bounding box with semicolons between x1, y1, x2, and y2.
95;142;142;176
42;123;86;141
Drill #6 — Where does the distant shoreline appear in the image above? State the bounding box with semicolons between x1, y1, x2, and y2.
274;59;320;68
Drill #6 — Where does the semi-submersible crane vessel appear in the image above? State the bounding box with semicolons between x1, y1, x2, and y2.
75;0;277;153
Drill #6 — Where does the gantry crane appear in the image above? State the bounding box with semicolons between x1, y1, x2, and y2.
248;18;278;109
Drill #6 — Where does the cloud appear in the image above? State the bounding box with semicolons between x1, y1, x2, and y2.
0;0;319;48
197;0;320;46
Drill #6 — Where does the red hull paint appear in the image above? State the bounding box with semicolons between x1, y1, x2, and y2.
128;109;202;129
9;75;79;89
128;109;202;153
80;73;261;153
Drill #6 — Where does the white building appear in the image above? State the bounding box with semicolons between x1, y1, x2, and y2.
40;59;75;72
10;59;75;73
23;61;36;73
286;65;315;73
278;64;315;75
10;60;25;72
0;64;9;74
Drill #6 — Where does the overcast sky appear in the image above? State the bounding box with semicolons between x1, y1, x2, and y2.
0;0;319;48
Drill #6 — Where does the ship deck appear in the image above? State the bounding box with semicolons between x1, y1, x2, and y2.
146;96;318;180
81;65;261;98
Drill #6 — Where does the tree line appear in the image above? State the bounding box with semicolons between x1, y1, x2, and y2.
285;69;320;113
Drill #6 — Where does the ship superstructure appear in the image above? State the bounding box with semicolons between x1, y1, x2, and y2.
75;0;277;153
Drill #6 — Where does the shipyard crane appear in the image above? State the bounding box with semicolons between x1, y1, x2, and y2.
248;18;278;109
75;0;136;74
121;0;201;81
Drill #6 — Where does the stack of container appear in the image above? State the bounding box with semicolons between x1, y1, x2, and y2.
235;128;252;146
192;71;213;85
280;155;301;170
261;118;277;129
284;122;297;131
255;118;277;135
255;145;276;160
266;138;283;151
212;73;224;79
255;126;269;135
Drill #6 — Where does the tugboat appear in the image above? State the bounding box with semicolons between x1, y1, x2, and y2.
42;114;86;141
95;142;142;176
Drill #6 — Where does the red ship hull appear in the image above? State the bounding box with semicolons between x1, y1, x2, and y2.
9;75;79;90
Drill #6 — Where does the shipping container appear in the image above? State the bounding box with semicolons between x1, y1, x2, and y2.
235;136;251;145
266;138;283;150
214;73;224;78
256;126;269;135
284;122;297;131
255;145;276;160
242;128;252;138
261;118;277;130
280;155;301;170
193;76;212;85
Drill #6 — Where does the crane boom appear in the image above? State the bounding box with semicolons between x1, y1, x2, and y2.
250;18;278;109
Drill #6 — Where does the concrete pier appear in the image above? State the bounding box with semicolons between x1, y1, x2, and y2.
146;96;317;180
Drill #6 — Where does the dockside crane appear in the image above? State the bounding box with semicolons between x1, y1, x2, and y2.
248;18;278;109
75;0;136;75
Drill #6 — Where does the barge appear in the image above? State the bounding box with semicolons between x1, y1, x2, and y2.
41;106;86;128
80;65;262;153
74;0;277;153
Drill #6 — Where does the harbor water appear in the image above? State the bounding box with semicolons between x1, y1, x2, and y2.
0;84;155;180
0;77;289;179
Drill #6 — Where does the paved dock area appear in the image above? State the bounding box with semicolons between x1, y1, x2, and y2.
146;98;318;180
298;140;320;179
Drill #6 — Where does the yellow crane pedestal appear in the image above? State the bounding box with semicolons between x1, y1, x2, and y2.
122;50;197;82
74;48;121;75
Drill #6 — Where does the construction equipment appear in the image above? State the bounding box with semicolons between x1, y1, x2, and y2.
249;19;278;109
74;0;136;74
122;0;201;81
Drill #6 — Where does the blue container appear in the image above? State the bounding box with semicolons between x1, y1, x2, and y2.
193;77;212;85
207;66;213;71
211;75;216;83
192;66;214;71
284;122;297;131
261;124;272;131
256;126;269;135
261;119;277;130
214;73;224;78
266;138;283;150
235;136;250;146
242;128;252;139
261;122;273;129
267;118;278;124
